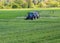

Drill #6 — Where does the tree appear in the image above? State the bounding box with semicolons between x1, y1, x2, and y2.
27;0;34;8
38;2;47;8
0;0;4;9
14;0;24;5
47;1;59;7
22;2;28;8
33;0;38;5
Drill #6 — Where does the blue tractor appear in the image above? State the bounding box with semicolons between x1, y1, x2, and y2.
25;11;40;20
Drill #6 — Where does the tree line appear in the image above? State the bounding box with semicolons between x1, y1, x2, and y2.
0;0;60;9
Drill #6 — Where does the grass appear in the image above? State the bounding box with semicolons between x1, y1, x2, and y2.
0;9;60;18
0;9;60;43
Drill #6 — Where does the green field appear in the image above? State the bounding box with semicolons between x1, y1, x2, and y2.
0;9;60;43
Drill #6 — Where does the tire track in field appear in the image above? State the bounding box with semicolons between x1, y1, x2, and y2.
0;17;59;20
